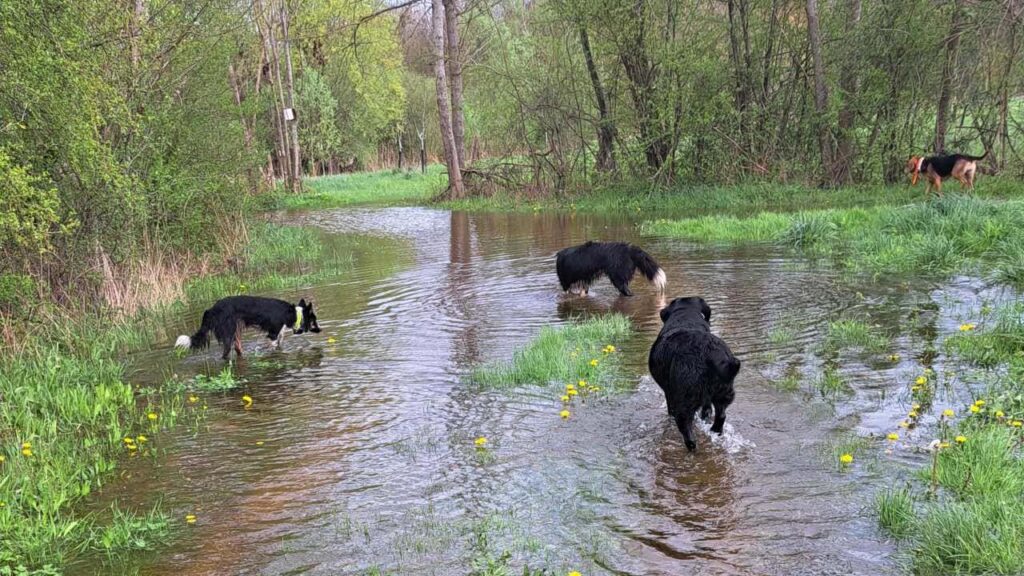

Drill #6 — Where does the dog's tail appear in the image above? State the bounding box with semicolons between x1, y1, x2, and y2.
963;150;989;161
629;246;666;292
175;310;213;351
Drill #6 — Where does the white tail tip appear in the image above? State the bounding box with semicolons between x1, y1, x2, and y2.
652;268;667;292
175;335;191;349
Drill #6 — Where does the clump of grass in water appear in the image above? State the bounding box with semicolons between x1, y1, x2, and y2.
945;303;1024;368
813;368;851;397
823;319;890;353
189;366;243;392
471;315;631;389
876;487;916;539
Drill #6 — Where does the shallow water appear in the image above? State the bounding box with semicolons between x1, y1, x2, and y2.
73;207;1009;575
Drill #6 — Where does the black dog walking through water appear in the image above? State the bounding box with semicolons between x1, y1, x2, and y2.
556;241;666;297
175;295;321;359
648;297;741;451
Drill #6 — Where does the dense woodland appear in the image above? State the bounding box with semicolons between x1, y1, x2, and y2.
3;0;1024;304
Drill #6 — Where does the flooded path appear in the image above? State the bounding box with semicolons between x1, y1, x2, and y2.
77;207;1006;575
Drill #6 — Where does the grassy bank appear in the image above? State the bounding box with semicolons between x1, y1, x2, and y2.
471;314;631;391
439;177;1024;218
271;166;447;211
643;196;1024;284
874;304;1024;575
0;221;406;573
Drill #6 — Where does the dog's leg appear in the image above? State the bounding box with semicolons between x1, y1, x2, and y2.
233;323;243;357
700;402;713;423
275;326;286;349
934;178;942;198
673;411;697;452
710;401;728;435
610;275;633;297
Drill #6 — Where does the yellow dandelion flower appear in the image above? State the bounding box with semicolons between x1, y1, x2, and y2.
147;412;158;421
955;435;967;444
568;389;578;397
188;395;199;404
886;433;899;441
474;437;488;447
839;453;853;465
589;359;599;367
959;323;976;332
560;409;571;419
915;376;928;385
940;442;950;449
21;442;30;449
578;380;587;388
561;394;570;403
908;411;919;419
943;409;955;418
185;514;197;524
912;403;921;410
898;421;910;429
0;455;5;464
566;384;576;391
974;399;986;407
21;447;32;457
136;435;147;444
911;386;921;393
969;405;980;413
1012;420;1023;428
569;572;582;576
123;437;135;445
995;410;1005;418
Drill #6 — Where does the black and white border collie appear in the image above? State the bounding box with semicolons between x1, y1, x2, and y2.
175;296;321;359
555;241;667;297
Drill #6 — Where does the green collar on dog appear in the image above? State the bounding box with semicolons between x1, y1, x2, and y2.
294;307;303;331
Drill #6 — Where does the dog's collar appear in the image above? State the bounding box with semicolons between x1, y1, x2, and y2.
293;306;303;332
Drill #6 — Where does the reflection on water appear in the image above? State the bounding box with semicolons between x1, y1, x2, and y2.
71;207;1009;576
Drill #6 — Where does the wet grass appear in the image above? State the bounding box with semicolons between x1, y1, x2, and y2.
823;319;890;353
642;196;1024;285
440;177;1024;219
877;303;1024;575
875;487;916;539
272;166;447;211
471;315;631;389
813;368;851;397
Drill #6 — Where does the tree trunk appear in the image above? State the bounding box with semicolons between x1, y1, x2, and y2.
397;133;404;170
579;25;617;172
443;0;466;169
834;0;862;183
935;0;963;154
432;0;464;197
418;128;427;173
258;0;291;183
805;0;834;183
619;0;670;172
280;0;301;192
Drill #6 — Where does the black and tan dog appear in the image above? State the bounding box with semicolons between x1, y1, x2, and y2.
906;151;987;197
176;296;320;359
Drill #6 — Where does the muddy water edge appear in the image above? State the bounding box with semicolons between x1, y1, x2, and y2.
70;207;1005;576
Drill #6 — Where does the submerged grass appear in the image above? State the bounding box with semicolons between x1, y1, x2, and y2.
823;319;890;353
882;303;1024;575
875;487;916;539
643;196;1024;285
471;315;631;389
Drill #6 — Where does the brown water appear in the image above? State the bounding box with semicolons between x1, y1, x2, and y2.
75;207;1004;575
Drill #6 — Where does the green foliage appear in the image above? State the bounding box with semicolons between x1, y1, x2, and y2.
277;166;447;210
0;150;68;262
297;69;344;169
875;487;916;539
471;315;631;389
823;320;890;353
188;366;243;392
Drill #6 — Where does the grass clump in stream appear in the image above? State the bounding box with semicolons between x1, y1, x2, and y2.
875;487;916;539
471;314;631;389
823;319;890;353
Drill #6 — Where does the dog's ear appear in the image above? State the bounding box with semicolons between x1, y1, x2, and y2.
659;306;672;323
299;298;306;307
306;300;314;312
701;298;712;323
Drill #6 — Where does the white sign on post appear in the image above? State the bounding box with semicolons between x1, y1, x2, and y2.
283;108;295;121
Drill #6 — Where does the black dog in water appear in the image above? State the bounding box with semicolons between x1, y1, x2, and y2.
556;241;666;297
175;296;321;359
648;297;741;451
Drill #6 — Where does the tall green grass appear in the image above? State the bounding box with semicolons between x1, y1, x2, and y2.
823;319;890;353
643;196;1024;285
471;315;631;389
272;166;446;210
875;487;916;539
440;176;1024;218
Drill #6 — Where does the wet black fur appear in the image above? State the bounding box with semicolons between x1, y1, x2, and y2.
920;151;987;178
555;241;662;297
185;295;320;359
648;297;741;451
